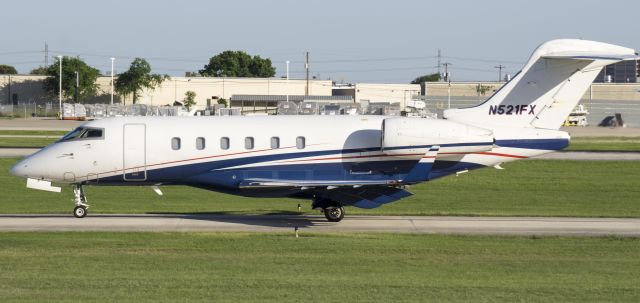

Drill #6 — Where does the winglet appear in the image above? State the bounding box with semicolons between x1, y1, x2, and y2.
402;146;440;183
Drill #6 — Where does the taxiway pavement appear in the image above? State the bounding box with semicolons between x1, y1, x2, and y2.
0;214;638;236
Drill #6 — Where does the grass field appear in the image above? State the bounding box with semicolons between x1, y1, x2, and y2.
0;232;638;302
566;136;640;151
0;130;63;147
1;157;639;217
0;137;59;147
0;130;66;136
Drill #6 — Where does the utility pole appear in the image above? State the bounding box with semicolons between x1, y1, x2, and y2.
437;49;442;79
58;56;62;119
495;64;505;82
74;71;79;103
44;42;49;67
305;51;310;96
110;58;115;105
286;60;290;103
442;62;451;82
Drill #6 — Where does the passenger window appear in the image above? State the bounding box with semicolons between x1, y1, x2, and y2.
296;136;305;149
196;137;205;150
245;137;254;150
220;137;230;150
270;137;280;149
171;137;181;150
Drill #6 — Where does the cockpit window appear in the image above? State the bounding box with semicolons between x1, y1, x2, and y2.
58;127;104;142
82;128;103;138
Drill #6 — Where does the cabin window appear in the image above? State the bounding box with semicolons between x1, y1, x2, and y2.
171;137;181;150
220;137;230;150
296;136;306;149
245;137;254;150
196;137;205;150
270;137;280;149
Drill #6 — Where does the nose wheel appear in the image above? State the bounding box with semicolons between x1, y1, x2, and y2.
72;184;89;218
73;205;87;218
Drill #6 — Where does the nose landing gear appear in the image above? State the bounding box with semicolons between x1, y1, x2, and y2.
72;184;89;218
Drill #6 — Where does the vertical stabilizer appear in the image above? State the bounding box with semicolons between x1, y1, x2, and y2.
443;39;638;130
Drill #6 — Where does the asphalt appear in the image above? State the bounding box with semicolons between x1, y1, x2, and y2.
0;214;638;236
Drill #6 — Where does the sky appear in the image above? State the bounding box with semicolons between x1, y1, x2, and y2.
1;0;638;83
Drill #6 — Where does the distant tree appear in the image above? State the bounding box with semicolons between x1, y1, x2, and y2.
0;64;18;74
43;56;101;101
29;66;48;75
183;91;197;110
476;84;493;96
410;73;441;84
199;51;276;77
217;98;228;107
115;58;170;104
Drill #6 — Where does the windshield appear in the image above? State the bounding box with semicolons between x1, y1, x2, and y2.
58;127;104;142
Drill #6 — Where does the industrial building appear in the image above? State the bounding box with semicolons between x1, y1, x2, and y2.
594;59;640;83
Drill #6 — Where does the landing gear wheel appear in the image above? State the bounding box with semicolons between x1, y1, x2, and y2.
73;205;87;218
324;206;345;222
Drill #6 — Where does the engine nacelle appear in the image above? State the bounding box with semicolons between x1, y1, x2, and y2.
382;118;494;154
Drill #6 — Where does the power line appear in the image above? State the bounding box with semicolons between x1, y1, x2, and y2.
444;55;524;65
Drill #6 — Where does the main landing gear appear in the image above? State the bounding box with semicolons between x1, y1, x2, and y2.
72;184;89;218
313;198;345;222
323;206;345;222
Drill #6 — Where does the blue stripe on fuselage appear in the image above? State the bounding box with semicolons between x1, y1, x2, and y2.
92;138;562;186
495;138;569;150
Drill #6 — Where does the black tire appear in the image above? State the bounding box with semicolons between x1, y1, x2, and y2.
324;206;345;222
73;206;87;218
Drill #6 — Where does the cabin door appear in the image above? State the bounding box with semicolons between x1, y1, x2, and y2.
123;124;147;181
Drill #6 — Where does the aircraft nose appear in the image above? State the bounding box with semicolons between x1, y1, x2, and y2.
10;159;28;177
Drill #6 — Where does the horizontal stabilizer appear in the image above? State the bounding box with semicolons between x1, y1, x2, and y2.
542;52;640;61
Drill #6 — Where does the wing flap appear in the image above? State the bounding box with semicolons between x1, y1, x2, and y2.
316;186;413;209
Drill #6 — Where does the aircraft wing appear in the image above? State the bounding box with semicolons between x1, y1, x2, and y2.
239;179;411;209
239;179;401;189
313;185;413;209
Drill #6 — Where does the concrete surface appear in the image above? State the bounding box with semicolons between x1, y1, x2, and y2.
1;118;640;136
0;148;39;158
0;214;638;236
560;126;640;137
0;118;82;131
534;151;640;161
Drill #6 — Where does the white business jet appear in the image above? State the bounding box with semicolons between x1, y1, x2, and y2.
10;39;638;222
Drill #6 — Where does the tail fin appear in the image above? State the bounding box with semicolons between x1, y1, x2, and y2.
443;39;638;130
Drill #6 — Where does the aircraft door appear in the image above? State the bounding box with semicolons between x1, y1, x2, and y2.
123;124;147;181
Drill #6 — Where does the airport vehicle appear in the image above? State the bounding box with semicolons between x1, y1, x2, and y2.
10;39;638;221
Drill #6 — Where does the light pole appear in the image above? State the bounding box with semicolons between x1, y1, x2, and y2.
110;58;115;105
286;60;290;103
58;55;62;119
